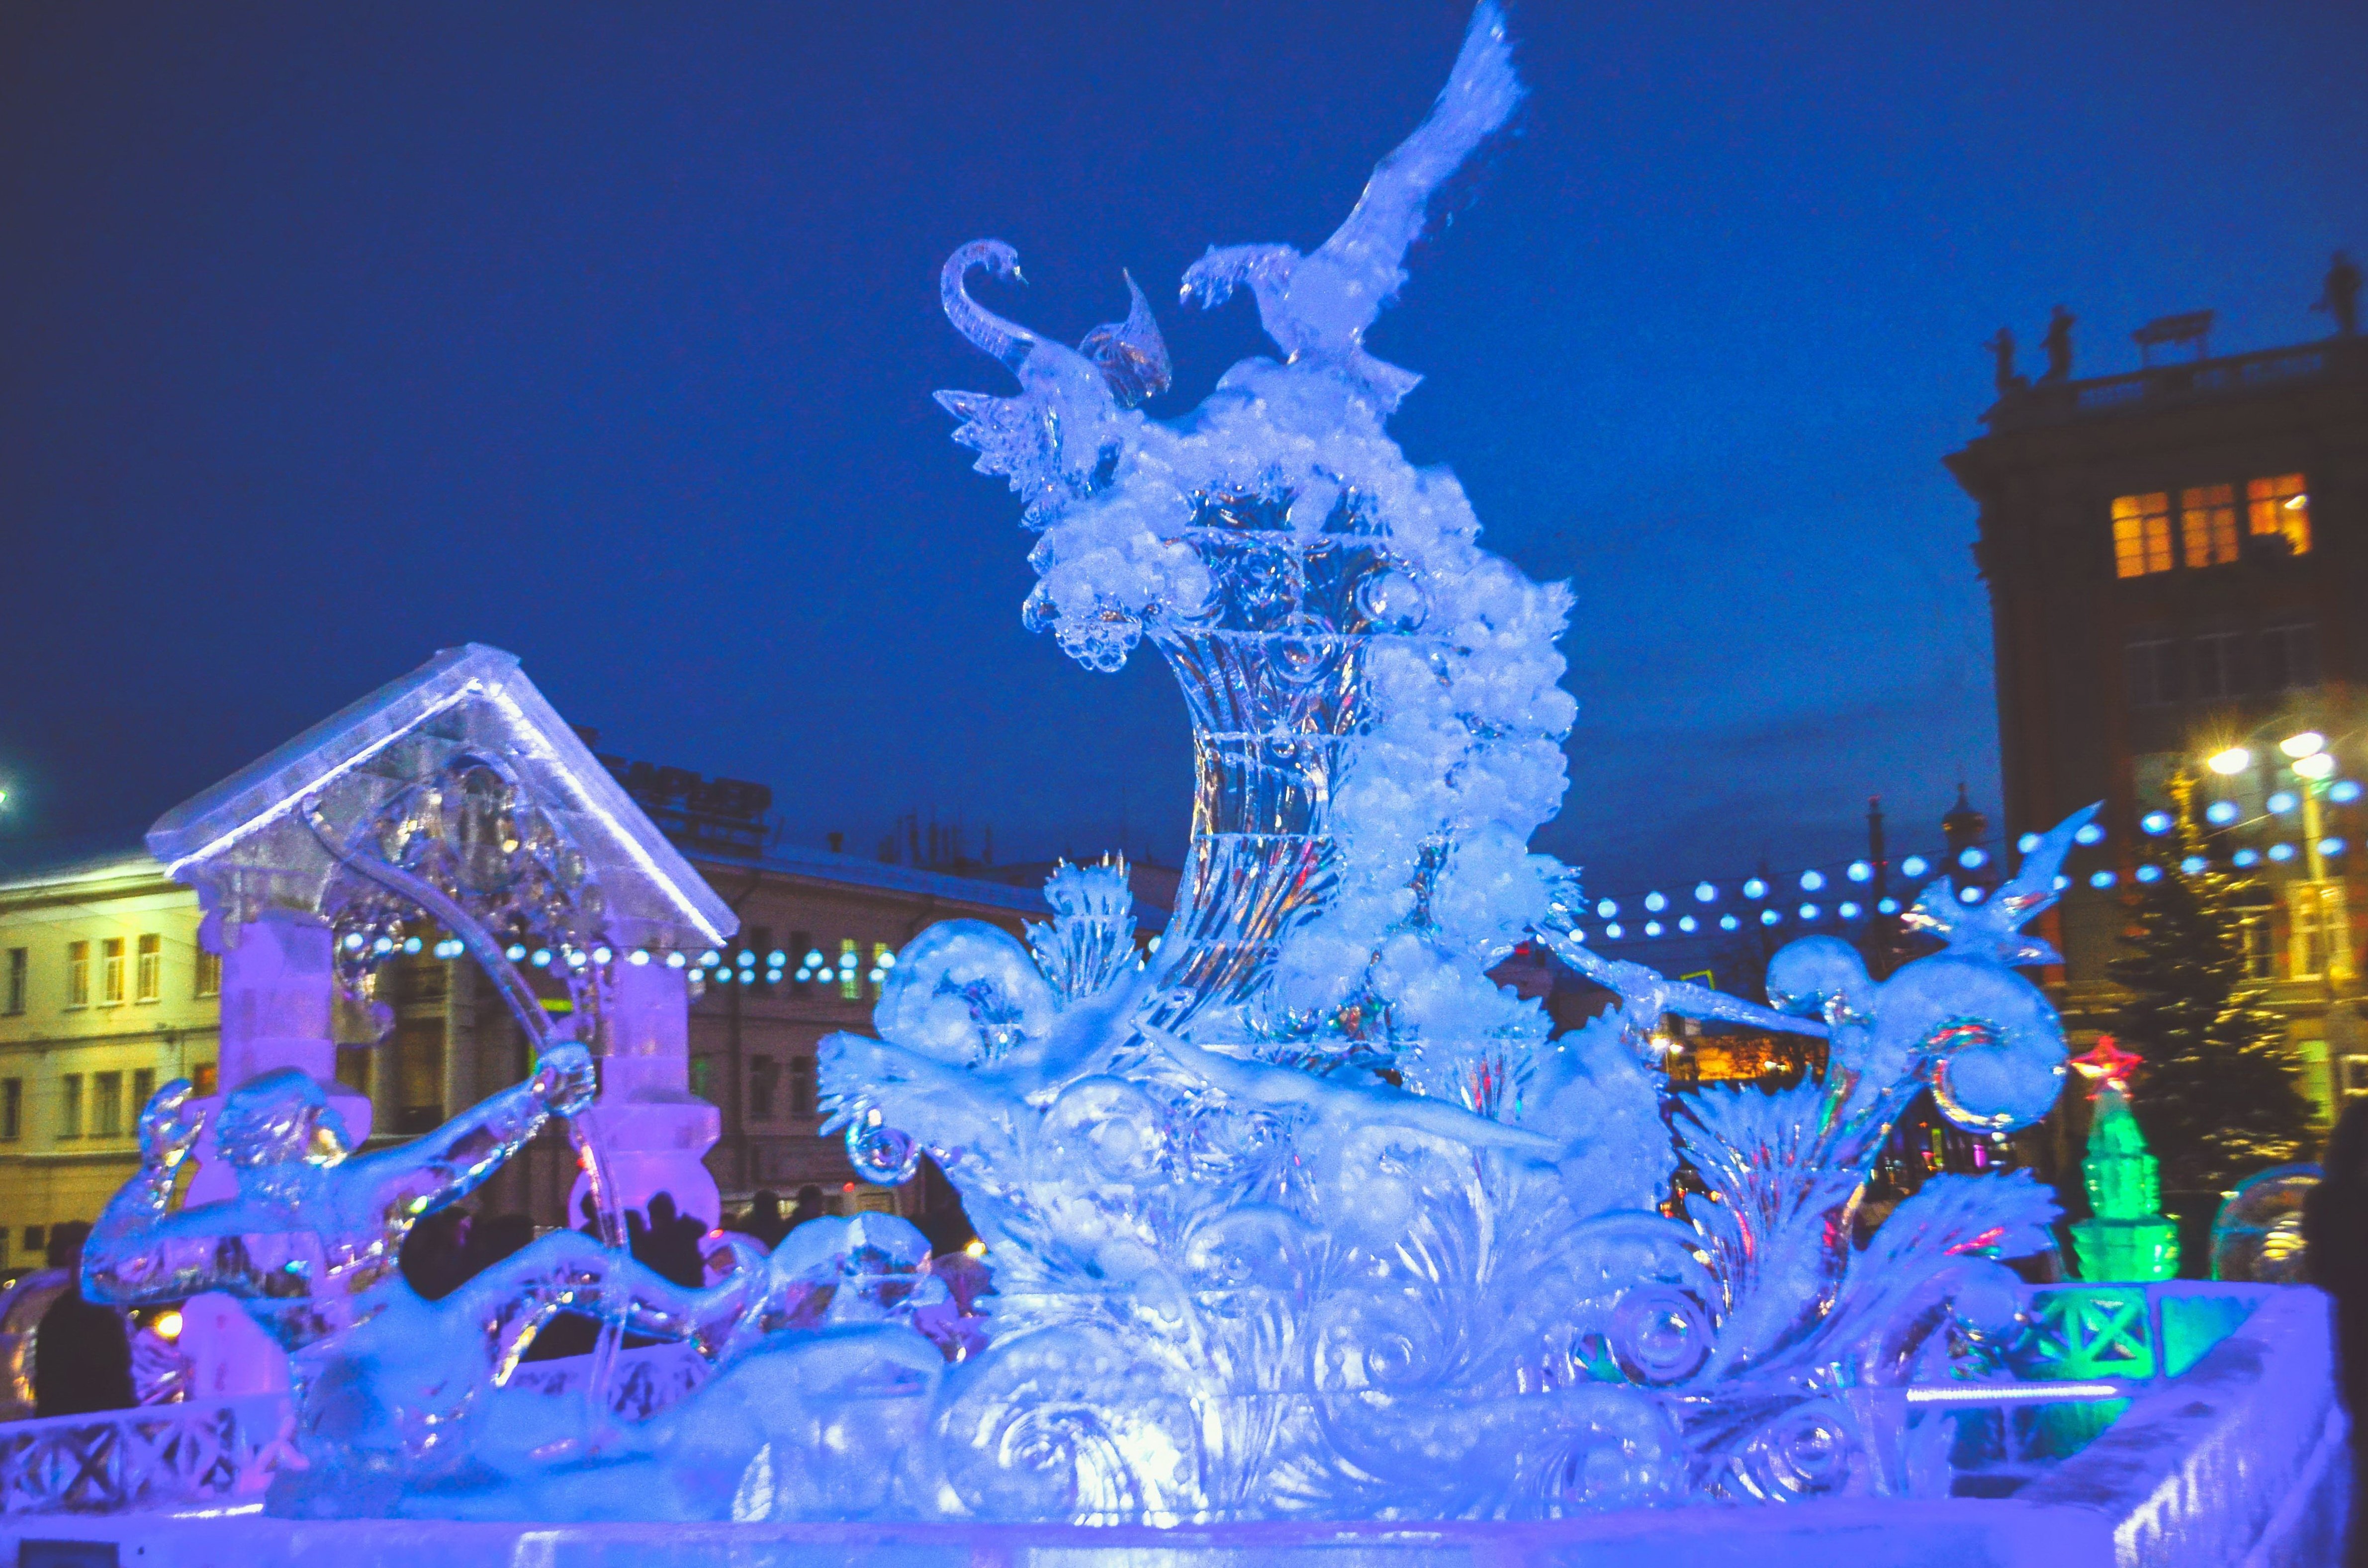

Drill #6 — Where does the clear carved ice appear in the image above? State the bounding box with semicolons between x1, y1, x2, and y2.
78;0;2100;1525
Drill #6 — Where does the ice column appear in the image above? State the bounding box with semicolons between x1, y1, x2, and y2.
569;957;722;1226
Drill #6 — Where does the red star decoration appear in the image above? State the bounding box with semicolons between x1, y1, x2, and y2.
2069;1035;2142;1093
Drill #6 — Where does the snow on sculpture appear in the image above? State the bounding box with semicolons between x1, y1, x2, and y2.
76;1;2093;1524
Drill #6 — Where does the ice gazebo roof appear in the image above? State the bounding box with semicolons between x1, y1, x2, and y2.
148;642;735;952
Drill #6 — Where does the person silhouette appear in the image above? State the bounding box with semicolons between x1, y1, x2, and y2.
81;1046;761;1512
1986;327;2028;395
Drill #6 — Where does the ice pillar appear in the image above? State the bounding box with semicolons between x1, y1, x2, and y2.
567;958;721;1227
185;908;372;1206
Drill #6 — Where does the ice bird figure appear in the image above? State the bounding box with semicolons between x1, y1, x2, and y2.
1531;925;1827;1058
934;242;1173;527
1181;1;1522;410
1902;801;2101;965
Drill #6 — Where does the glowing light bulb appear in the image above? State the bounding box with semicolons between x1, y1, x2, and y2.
592;946;613;965
1760;909;1780;926
1719;914;1739;931
530;949;552;967
1957;847;1987;870
2281;731;2326;759
2332;782;2362;804
1958;885;1984;904
1743;878;1768;899
1605;922;1625;939
2142;812;2173;835
1798;903;1820;921
1695;882;1717;903
665;952;686;969
2017;833;2040;853
1901;856;1929;877
1800;870;1825;892
1644;921;1663;937
153;1309;183;1341
2321;838;2346;857
1596;899;1618;919
2207;746;2252;776
1877;898;1900;914
1839;901;1861;919
2233;849;2260;868
2076;823;2105;845
2180;855;2207;875
1677;916;1698;933
2205;801;2238;826
1644;892;1667;912
2295;752;2336;781
2270;843;2297;862
2089;869;2117;888
1847;861;1872;883
2136;864;2164;882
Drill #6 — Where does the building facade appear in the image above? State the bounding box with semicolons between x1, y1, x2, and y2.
1947;327;2368;1123
0;851;221;1274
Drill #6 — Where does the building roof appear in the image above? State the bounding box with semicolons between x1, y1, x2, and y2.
146;643;735;949
0;839;174;897
1972;334;2368;441
721;842;1058;920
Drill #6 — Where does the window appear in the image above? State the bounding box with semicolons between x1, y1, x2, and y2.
60;1074;83;1137
195;947;221;999
2248;473;2310;556
790;1054;816;1117
2240;914;2277;981
2112;492;2174;577
839;938;862;1001
2345;1056;2368;1098
2190;630;2247;701
99;938;125;1005
2261;622;2320;692
66;942;89;1008
2291;884;2342;979
23;1226;44;1256
689;1056;714;1101
749;1055;777;1120
190;1061;217;1097
2181;484;2238;569
132;1067;154;1114
4;949;23;1015
1;1079;19;1140
93;1072;123;1138
750;926;774;994
872;942;892;998
135;934;161;1003
2125;636;2178;708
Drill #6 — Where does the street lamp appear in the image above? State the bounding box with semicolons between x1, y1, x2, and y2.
2207;746;2253;776
2281;732;2326;761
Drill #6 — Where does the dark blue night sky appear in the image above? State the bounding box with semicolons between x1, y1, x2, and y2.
2;1;2362;897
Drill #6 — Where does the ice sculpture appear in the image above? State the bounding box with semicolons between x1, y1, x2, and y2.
2069;1085;2181;1283
74;1;2096;1526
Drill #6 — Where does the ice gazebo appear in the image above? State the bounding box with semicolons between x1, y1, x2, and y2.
0;5;2344;1565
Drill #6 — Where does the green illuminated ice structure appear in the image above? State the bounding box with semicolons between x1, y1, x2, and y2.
2070;1084;2181;1282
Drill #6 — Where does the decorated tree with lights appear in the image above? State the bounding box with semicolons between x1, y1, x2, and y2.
2107;860;2312;1195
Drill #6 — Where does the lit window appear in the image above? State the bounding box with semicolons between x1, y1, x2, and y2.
689;1056;714;1101
66;942;89;1009
3;949;23;1016
0;1079;18;1140
93;1072;123;1138
2291;884;2342;979
195;947;221;999
2180;484;2238;568
871;941;893;994
100;938;125;1005
2247;473;2310;556
840;939;861;1001
190;1061;217;1098
2261;622;2320;692
2112;492;2173;577
2124;636;2177;708
60;1073;83;1138
135;934;161;1003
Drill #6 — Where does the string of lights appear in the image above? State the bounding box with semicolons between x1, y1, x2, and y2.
1568;770;2360;948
